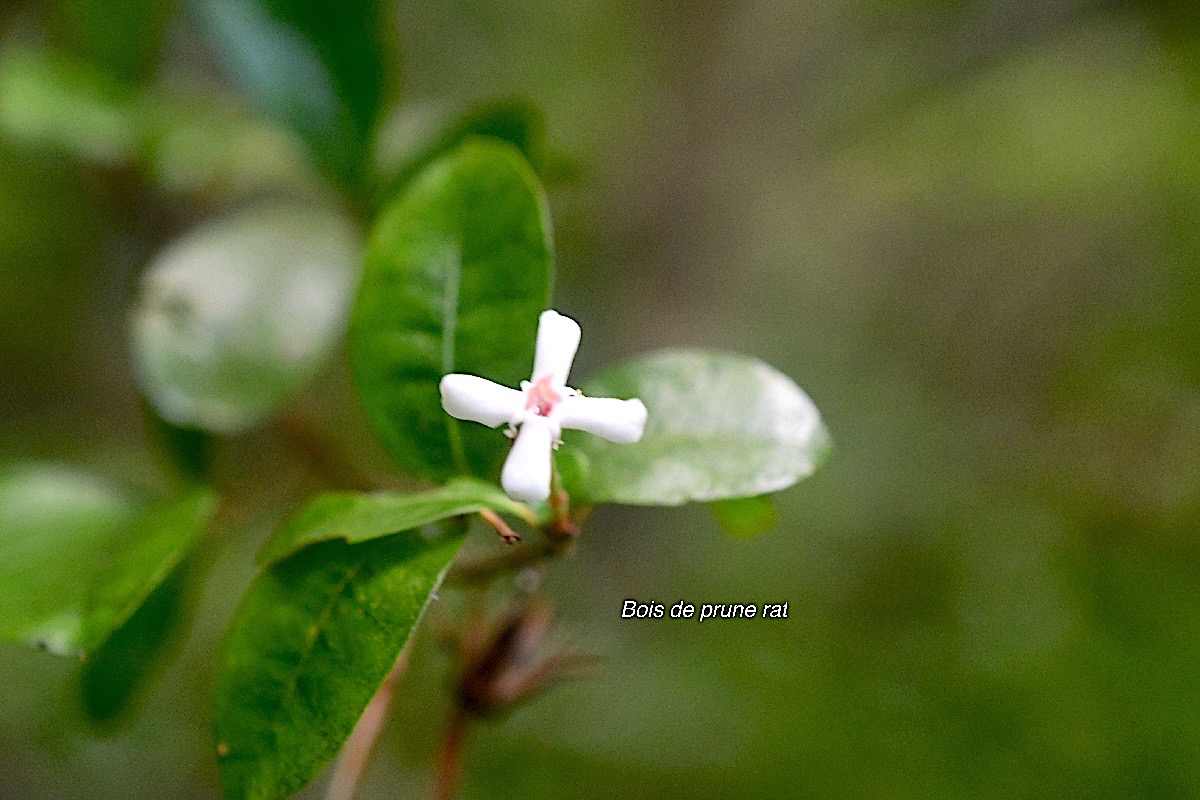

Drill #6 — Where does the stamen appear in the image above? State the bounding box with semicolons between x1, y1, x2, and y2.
524;375;562;417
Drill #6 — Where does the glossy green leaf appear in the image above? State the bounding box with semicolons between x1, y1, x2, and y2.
257;478;535;566
131;204;362;433
80;553;205;729
708;495;778;539
559;349;830;506
0;465;217;656
349;140;553;482
193;0;392;191
213;527;465;800
375;98;550;203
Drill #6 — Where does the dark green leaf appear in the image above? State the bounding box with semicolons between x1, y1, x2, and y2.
708;495;778;539
349;140;553;482
0;465;217;656
213;527;465;800
559;349;830;506
257;478;535;566
80;553;206;730
376;98;551;203
193;0;392;192
142;397;216;484
53;0;177;83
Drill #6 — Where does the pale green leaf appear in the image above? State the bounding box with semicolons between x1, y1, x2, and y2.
131;204;361;433
559;349;830;506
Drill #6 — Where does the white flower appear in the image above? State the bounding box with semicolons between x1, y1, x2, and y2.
440;310;648;503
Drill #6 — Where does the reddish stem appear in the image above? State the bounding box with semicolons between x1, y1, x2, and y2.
432;709;471;800
478;508;521;544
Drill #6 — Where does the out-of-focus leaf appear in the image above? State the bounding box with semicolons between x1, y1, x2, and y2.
79;552;206;729
53;0;177;84
0;49;138;165
80;486;217;648
559;349;830;506
257;477;535;566
213;526;464;800
193;0;392;192
0;465;139;655
131;204;361;434
349;140;552;482
141;88;317;199
0;465;216;656
142;398;216;484
708;494;779;539
375;98;551;202
0;48;317;200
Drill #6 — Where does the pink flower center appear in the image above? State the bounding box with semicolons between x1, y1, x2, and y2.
525;375;562;417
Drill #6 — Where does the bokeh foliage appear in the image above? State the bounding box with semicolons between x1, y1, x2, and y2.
4;0;1200;799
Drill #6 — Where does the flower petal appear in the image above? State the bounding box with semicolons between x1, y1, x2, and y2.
440;374;524;428
558;396;647;443
501;417;554;503
532;310;581;388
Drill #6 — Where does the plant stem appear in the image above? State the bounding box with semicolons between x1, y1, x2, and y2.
432;708;471;800
478;508;521;544
547;468;580;538
433;473;590;796
325;643;413;800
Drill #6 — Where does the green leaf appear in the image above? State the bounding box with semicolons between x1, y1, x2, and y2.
375;98;550;203
257;477;535;566
0;49;139;165
131;204;362;434
0;465;140;655
193;0;392;192
79;553;206;729
559;349;831;506
213;527;465;800
80;486;218;649
708;495;778;539
0;465;217;656
0;49;317;199
142;397;216;484
349;140;553;482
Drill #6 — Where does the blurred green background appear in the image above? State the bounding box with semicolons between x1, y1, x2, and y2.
5;0;1200;798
